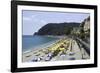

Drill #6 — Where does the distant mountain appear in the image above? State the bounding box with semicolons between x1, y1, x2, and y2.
34;22;80;35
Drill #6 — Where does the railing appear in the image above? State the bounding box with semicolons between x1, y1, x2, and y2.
75;37;90;55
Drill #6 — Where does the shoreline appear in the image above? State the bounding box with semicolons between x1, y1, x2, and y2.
22;37;68;62
23;39;60;54
23;35;67;54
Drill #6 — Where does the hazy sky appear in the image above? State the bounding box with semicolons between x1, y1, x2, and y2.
22;10;89;35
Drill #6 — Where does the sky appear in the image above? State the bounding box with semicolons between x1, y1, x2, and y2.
22;10;90;35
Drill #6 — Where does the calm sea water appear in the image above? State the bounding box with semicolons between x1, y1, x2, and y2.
22;36;58;52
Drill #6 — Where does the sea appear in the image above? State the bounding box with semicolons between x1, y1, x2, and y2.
22;35;59;53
